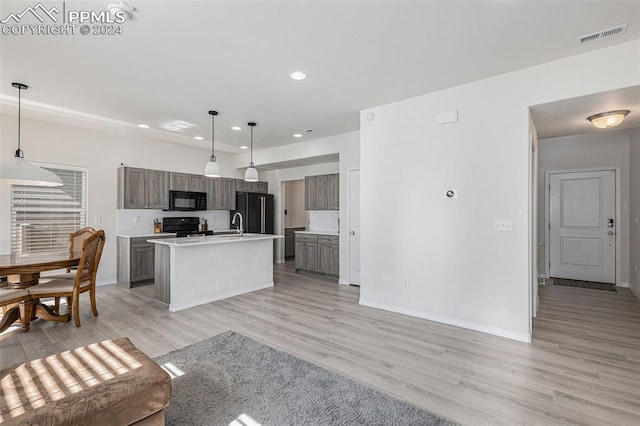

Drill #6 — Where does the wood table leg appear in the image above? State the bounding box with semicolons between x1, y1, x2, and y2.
7;273;40;288
0;307;20;333
34;303;71;323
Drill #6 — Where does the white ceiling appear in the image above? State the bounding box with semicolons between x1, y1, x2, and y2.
531;86;640;139
1;1;639;153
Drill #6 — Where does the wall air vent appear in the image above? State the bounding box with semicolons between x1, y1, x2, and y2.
579;23;628;44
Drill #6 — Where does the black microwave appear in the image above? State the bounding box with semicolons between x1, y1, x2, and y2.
167;191;207;211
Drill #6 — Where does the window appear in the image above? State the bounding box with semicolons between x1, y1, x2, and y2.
11;164;88;254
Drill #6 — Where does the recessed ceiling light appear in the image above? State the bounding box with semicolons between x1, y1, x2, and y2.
231;126;242;131
163;120;195;132
293;134;302;138
138;124;149;129
194;136;204;140
290;71;306;81
240;145;249;150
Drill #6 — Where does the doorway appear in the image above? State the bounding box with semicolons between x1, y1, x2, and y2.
283;180;307;261
547;169;617;283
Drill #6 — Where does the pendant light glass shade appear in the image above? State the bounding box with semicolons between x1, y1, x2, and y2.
0;83;63;187
204;110;221;177
244;122;259;182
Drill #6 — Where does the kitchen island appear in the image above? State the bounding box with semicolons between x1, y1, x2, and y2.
149;234;282;312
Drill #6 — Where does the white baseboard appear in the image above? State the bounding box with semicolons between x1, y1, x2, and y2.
629;284;640;299
359;298;531;343
169;281;273;312
97;279;116;287
617;281;629;288
338;278;349;286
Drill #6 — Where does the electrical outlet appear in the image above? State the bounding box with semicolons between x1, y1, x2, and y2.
133;216;140;223
493;219;512;231
402;277;409;287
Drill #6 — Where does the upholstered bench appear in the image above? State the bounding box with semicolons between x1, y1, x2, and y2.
0;337;171;425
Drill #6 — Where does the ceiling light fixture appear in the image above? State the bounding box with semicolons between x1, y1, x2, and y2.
293;134;302;138
204;110;221;177
231;126;242;131
240;146;249;150
587;110;630;129
290;71;306;81
244;122;259;182
138;124;149;129
194;136;204;140
0;83;63;187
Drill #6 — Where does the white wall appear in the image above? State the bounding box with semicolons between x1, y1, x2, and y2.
242;131;360;283
537;129;631;286
0;114;240;285
359;40;640;342
284;180;306;228
630;128;640;297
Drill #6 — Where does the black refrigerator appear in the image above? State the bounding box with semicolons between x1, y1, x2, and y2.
231;192;274;234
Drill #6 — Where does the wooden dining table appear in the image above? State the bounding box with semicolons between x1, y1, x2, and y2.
0;250;82;327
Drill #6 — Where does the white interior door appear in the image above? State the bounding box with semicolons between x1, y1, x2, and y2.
349;169;361;285
549;170;616;283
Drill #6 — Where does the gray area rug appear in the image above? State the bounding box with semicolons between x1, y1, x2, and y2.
155;331;455;426
553;277;617;292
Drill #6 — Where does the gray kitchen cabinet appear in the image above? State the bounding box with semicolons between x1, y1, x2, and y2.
305;173;339;210
295;233;338;276
305;176;317;210
117;235;174;287
118;167;169;210
236;180;269;194
206;177;236;210
285;227;305;258
295;240;317;271
170;172;206;192
318;235;339;275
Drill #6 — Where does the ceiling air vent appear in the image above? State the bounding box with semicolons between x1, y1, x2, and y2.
579;23;628;44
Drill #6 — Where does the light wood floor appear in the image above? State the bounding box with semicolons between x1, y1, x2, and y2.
1;264;639;425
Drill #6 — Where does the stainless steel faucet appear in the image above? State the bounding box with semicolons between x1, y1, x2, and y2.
232;212;244;236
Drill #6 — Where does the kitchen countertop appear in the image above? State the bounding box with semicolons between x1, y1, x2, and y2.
118;230;239;239
294;230;339;236
149;233;283;247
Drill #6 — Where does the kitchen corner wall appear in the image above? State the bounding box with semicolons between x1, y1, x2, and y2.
359;40;640;342
0;114;241;285
630;128;640;298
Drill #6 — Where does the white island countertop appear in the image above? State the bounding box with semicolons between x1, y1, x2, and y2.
148;233;282;246
294;230;339;236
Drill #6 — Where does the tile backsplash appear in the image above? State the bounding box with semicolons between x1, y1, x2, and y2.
308;210;339;233
117;209;230;235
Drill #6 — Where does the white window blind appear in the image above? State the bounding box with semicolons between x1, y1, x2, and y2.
11;165;87;254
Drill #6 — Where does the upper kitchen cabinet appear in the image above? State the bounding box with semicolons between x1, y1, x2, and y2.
206;177;236;210
235;180;268;194
169;172;206;192
118;167;169;209
305;173;339;210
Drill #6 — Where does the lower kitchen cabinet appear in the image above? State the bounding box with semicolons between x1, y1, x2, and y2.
117;235;174;287
285;227;305;258
295;233;339;277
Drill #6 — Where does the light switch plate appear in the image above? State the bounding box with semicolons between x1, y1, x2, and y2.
493;219;512;231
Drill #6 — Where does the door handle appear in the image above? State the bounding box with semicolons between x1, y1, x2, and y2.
607;230;615;236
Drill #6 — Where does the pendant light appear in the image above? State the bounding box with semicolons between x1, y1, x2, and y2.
204;110;221;177
244;122;259;182
0;83;63;187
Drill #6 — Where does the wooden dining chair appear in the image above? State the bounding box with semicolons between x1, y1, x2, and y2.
28;230;106;327
0;289;32;333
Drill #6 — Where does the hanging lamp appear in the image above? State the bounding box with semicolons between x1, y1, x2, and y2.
204;110;221;177
244;122;259;182
0;83;63;187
